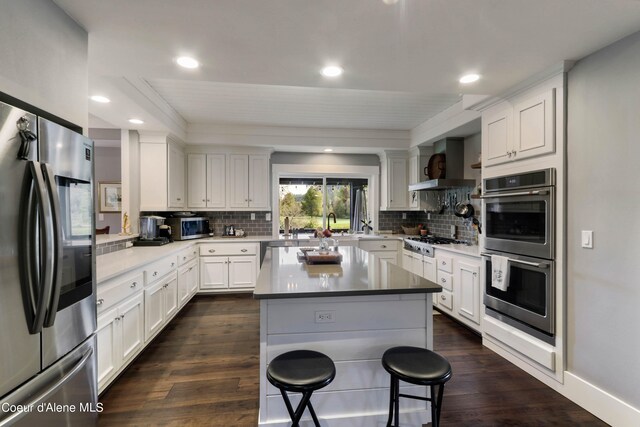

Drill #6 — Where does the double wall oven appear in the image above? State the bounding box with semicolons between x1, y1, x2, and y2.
481;168;556;344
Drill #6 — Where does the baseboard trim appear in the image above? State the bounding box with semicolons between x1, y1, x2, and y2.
564;372;640;427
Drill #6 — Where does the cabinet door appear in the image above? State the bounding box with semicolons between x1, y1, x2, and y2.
228;256;257;289
248;155;269;208
144;281;165;341
411;254;423;276
168;144;185;208
408;156;419;209
207;154;226;208
187;154;207;208
482;107;512;167
457;261;480;325
177;266;191;308
423;257;437;282
119;293;144;364
188;261;199;297
164;276;179;320
96;306;120;390
139;142;168;210
388;157;408;209
200;257;229;289
227;155;249;208
376;252;398;266
402;251;412;270
513;89;555;160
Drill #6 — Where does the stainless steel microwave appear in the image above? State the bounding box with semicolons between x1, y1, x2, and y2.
482;168;555;260
165;217;210;240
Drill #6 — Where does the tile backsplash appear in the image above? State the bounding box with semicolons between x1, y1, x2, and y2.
378;210;480;244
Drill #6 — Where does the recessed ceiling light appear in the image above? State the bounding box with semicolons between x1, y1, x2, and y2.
90;95;110;103
176;56;199;69
459;74;480;84
323;148;334;152
128;118;144;125
321;66;343;78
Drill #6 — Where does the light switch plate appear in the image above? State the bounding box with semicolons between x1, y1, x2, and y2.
402;213;407;219
98;213;104;221
250;213;255;220
581;230;593;248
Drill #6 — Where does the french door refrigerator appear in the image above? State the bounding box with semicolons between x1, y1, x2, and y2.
0;100;98;426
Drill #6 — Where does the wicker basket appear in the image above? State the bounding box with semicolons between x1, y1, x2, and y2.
401;226;420;235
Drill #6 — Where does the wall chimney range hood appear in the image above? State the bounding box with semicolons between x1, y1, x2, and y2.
408;138;476;191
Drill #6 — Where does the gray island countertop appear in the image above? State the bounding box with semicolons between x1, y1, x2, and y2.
254;246;442;299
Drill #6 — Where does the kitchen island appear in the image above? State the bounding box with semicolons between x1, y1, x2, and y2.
254;246;442;427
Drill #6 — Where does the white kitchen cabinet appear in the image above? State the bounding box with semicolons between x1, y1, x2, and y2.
187;154;207;208
96;292;144;393
144;271;178;341
482;88;555;167
187;154;226;209
433;248;482;331
178;259;198;308
423;256;437;282
457;261;481;325
168;143;186;208
380;152;408;210
139;134;186;211
401;249;423;276
360;239;400;273
199;243;260;292
227;154;270;209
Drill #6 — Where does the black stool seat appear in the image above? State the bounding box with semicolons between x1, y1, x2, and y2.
267;350;336;391
267;350;335;427
382;346;452;385
382;346;452;427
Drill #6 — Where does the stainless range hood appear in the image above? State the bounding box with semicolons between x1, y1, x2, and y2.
409;138;476;191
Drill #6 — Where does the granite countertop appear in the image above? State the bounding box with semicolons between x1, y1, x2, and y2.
253;246;442;299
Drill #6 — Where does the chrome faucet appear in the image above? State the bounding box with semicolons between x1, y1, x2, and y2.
327;212;337;230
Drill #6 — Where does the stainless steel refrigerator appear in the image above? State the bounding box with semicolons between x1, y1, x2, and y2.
0;100;98;426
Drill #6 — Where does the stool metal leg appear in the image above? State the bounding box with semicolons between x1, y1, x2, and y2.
393;377;400;427
430;385;438;427
306;400;321;427
435;383;446;426
279;389;320;427
385;375;396;427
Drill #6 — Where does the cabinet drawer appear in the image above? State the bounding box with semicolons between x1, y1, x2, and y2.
436;270;453;292
199;243;258;256
437;290;453;311
144;256;178;284
178;246;199;266
97;271;143;313
359;239;399;252
436;255;453;273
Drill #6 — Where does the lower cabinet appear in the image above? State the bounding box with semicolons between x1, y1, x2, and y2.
144;271;178;342
199;243;259;292
434;249;481;332
96;292;144;392
360;239;400;272
178;259;198;308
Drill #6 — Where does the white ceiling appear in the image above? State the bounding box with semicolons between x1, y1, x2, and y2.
54;0;640;145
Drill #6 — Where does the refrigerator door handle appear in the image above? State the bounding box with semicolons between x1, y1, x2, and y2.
18;161;53;334
0;348;94;427
42;163;63;327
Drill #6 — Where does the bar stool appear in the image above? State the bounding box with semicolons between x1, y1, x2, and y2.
267;350;335;427
382;346;452;427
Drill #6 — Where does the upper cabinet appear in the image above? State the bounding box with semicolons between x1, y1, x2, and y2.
187;154;226;208
227;154;270;210
380;151;408;210
482;88;556;167
139;133;185;211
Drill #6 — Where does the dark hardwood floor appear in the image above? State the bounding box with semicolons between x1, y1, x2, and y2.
98;294;607;426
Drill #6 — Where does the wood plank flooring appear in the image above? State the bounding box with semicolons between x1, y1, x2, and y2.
98;294;608;426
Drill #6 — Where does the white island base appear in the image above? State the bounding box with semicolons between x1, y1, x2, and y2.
258;294;434;426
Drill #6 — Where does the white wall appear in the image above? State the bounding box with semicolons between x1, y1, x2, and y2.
566;30;640;409
0;0;88;130
95;147;122;233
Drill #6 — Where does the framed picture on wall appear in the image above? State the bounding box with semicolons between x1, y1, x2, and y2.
99;182;122;212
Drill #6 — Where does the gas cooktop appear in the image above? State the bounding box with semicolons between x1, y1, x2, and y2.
406;236;467;245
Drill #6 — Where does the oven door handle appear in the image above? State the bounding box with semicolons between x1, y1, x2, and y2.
481;190;549;198
481;253;549;269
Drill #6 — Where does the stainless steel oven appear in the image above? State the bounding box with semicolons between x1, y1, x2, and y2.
482;168;555;260
482;250;555;344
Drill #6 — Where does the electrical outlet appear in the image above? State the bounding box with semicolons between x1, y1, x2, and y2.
251;213;255;220
266;213;271;221
315;311;335;323
402;212;407;219
427;213;431;220
581;230;593;248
